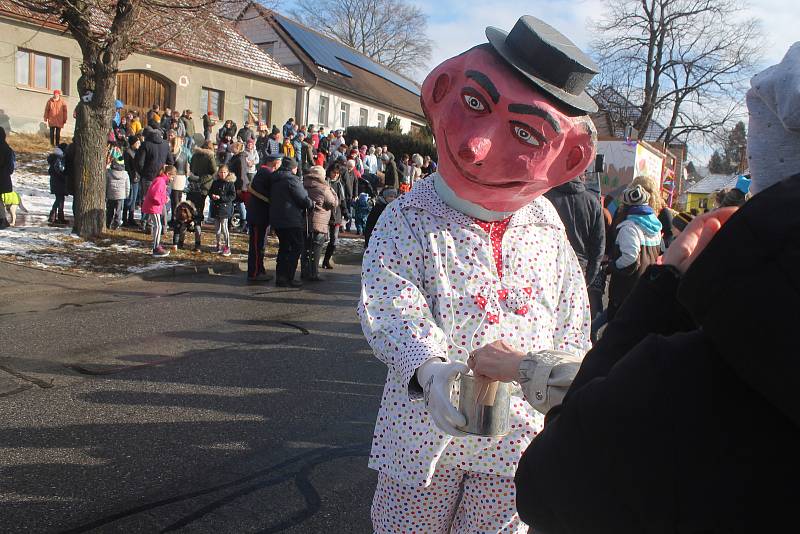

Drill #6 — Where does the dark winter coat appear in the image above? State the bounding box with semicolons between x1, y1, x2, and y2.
135;128;171;181
382;157;399;189
48;148;67;196
246;167;272;226
217;123;237;143
237;127;255;144
341;169;357;202
544;178;606;286
327;177;348;225
0;128;15;194
269;170;314;229
208;175;237;219
188;147;217;195
515;174;800;533
364;197;389;249
318;136;330;155
228;152;247;191
124;147;140;184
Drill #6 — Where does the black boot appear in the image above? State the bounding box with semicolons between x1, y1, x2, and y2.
322;246;335;269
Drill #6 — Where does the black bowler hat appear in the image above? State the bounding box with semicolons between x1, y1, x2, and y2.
486;16;599;113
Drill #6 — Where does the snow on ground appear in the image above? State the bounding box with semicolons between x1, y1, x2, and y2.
12;157;74;224
1;155;187;276
2;152;362;276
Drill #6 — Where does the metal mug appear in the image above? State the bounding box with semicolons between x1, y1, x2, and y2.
455;373;511;437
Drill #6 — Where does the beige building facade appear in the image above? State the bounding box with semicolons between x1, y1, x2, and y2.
0;13;305;138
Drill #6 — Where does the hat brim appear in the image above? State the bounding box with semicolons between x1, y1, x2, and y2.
485;27;598;113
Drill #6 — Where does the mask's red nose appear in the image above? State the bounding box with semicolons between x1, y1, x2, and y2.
458;137;491;164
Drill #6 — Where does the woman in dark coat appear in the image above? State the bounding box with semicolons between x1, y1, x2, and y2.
364;187;397;249
0;127;15;228
323;164;348;269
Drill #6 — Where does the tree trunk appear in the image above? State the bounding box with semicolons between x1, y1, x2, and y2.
72;56;117;238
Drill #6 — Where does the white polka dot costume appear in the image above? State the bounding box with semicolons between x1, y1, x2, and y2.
358;176;591;531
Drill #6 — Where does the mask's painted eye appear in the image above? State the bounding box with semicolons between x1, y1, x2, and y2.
462;92;488;113
511;123;544;147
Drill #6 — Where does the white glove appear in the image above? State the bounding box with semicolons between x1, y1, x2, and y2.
416;358;469;436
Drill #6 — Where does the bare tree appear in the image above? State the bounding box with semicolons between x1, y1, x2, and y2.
10;0;227;237
289;0;432;77
591;0;763;146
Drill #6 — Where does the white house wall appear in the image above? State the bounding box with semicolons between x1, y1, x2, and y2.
0;17;298;136
306;87;419;134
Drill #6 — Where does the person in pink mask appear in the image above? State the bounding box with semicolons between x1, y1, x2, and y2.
358;16;599;533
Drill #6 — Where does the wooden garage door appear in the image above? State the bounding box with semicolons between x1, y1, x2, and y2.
116;70;173;119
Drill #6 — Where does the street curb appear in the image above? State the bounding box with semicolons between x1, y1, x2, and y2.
133;261;248;281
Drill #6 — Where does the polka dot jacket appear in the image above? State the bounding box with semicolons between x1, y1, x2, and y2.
358;176;591;487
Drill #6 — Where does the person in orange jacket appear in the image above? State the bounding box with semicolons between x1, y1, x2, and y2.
43;90;68;146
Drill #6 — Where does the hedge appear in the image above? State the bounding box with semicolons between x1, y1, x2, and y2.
344;126;437;161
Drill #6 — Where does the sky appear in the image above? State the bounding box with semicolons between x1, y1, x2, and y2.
408;0;798;163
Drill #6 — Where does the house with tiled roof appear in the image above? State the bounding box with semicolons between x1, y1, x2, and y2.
0;0;305;136
228;3;426;135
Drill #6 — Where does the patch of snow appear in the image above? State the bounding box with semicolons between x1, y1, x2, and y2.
126;261;184;273
11;163;73;223
0;226;74;259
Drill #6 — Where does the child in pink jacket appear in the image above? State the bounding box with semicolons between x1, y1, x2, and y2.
142;165;175;257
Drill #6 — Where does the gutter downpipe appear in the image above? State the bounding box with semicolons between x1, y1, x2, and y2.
305;70;318;125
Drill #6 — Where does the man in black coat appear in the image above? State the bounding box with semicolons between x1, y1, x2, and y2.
512;176;800;532
135;127;173;228
135;127;172;185
499;45;800;531
268;158;314;287
245;154;281;282
544;176;605;288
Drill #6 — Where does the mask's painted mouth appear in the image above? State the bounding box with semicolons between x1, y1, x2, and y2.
442;132;529;189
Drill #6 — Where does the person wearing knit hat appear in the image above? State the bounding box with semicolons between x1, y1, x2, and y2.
622;184;650;206
607;183;662;320
746;41;800;195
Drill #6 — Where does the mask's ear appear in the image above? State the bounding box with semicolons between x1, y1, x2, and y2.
548;117;597;185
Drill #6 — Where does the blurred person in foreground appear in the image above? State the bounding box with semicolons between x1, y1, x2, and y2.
469;42;800;533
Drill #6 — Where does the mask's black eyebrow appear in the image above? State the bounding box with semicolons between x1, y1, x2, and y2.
508;104;561;134
465;70;500;104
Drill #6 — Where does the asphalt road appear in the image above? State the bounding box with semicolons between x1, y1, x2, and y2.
0;261;381;533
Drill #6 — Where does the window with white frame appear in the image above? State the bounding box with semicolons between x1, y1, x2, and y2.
318;95;329;127
377;113;386;128
340;102;350;127
359;107;368;126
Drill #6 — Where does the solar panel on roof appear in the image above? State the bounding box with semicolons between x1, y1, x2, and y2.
276;15;420;96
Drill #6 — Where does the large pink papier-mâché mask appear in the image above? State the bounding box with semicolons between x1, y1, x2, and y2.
421;46;597;213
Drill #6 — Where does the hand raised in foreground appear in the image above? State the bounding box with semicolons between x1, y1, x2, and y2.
468;340;526;382
663;207;738;274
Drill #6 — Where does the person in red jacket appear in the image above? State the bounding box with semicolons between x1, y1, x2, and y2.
43;90;68;146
